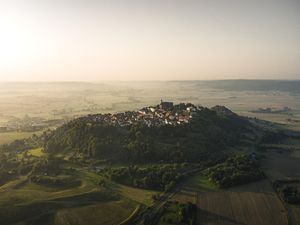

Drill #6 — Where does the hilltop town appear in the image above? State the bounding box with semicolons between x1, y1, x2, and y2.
0;101;200;133
84;100;200;127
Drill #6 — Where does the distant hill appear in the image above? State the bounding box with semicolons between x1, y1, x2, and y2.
197;80;300;93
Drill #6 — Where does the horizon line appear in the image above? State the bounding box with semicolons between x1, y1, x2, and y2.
0;78;300;83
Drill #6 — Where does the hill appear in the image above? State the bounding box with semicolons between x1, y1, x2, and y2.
43;103;252;164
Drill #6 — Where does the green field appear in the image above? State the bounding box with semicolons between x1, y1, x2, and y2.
172;174;217;203
117;183;159;206
0;168;139;225
184;175;218;192
0;131;42;145
54;200;136;225
28;147;45;157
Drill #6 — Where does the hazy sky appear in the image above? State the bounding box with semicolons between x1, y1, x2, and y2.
0;0;299;81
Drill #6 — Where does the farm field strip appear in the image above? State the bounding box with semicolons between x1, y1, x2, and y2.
54;200;136;225
197;191;288;225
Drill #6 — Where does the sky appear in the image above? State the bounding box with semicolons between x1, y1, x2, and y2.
0;0;299;81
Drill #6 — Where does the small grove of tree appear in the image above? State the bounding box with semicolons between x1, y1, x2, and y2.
206;154;265;188
273;179;300;204
109;164;185;191
31;155;63;176
177;202;197;225
0;130;51;153
143;201;197;225
0;152;22;185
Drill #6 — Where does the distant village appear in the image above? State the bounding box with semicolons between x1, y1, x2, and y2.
86;100;200;127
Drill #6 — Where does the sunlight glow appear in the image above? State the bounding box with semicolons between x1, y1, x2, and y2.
0;1;299;81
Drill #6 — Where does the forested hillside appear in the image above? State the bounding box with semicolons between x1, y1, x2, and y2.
44;105;251;164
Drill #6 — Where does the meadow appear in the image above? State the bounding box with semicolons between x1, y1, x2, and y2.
0;167;141;225
54;200;136;225
0;131;43;145
172;174;217;203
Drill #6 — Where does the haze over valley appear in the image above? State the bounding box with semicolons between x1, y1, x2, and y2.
1;81;300;135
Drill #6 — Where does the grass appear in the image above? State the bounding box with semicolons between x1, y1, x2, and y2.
0;188;131;225
0;131;43;145
28;147;45;157
0;168;138;225
172;174;217;204
117;184;159;206
184;175;218;192
0;169;101;207
54;199;136;225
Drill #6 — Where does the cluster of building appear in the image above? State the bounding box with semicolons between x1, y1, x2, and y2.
87;100;199;127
